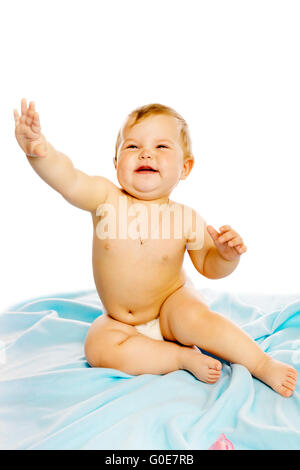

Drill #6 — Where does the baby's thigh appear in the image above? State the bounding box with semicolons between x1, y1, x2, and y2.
159;286;210;343
84;313;139;367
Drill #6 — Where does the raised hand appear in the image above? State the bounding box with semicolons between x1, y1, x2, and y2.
13;98;47;157
207;225;247;261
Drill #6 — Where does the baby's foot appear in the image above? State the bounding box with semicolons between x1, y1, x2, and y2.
180;347;222;383
252;355;298;397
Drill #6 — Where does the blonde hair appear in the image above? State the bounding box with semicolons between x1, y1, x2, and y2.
114;103;193;163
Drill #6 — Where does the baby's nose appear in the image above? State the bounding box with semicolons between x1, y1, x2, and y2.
139;151;152;159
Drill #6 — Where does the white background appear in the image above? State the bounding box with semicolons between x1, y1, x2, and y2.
1;0;299;312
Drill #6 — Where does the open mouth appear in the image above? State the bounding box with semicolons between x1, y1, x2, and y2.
135;165;159;174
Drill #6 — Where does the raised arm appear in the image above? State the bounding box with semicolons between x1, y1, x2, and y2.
13;98;112;212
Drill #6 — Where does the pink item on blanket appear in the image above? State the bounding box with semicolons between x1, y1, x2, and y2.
209;433;234;450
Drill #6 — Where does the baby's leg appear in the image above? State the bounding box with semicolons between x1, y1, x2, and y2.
159;286;298;397
84;313;222;383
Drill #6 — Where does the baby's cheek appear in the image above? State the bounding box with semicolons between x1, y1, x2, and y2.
162;165;182;183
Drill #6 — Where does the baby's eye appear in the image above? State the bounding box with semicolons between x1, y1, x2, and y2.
127;145;138;149
157;145;168;149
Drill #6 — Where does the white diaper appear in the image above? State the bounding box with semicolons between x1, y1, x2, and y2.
135;317;164;341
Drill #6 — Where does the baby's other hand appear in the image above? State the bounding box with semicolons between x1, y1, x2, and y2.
207;225;247;261
14;98;47;157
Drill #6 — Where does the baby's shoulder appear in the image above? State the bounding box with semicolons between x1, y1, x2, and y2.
95;182;122;208
173;201;206;222
174;202;206;250
92;181;122;220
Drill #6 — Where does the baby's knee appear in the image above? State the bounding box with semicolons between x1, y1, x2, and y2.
184;303;213;327
84;329;131;369
84;336;101;368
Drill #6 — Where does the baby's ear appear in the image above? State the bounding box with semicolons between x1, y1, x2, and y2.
180;157;194;180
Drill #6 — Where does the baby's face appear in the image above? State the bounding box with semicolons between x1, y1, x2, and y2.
114;114;193;201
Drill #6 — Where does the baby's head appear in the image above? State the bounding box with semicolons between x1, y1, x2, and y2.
113;104;194;201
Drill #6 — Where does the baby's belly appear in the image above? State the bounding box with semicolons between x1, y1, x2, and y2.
92;239;187;325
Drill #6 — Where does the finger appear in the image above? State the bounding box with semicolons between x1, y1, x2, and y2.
31;112;41;133
13;109;20;124
21;98;27;116
219;225;231;232
26;101;36;126
236;245;247;253
28;101;35;115
218;230;237;244
25;101;35;126
25;112;33;127
228;236;243;247
206;225;220;242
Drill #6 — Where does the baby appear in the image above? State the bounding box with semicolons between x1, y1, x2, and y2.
14;98;297;397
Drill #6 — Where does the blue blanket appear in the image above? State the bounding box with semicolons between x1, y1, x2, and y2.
1;287;300;450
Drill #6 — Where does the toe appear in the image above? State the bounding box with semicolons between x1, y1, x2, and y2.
282;380;296;391
285;377;297;386
207;375;220;384
282;387;293;397
276;384;293;397
210;361;222;371
287;370;298;380
208;374;221;381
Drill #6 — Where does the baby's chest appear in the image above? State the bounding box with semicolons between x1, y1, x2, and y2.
91;198;188;265
92;200;188;243
93;236;186;266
